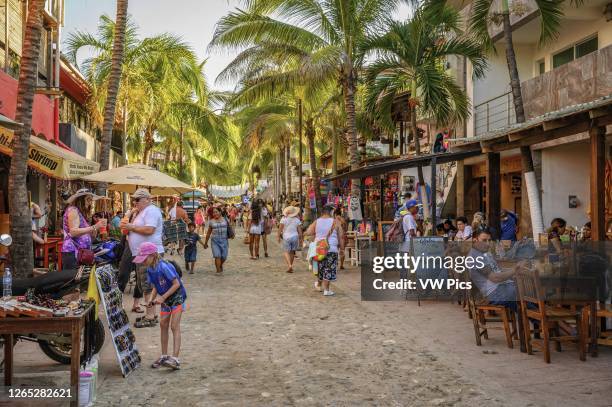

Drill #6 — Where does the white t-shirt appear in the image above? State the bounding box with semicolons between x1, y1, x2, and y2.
168;205;177;220
281;216;301;240
128;204;164;254
402;213;417;242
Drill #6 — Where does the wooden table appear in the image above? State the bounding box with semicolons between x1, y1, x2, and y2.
1;302;95;406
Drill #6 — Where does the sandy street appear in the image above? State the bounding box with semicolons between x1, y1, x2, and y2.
7;228;612;406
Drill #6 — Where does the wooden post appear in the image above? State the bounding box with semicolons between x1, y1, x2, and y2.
456;160;466;217
399;122;404;155
590;126;606;241
379;177;384;221
431;157;437;229
486;153;501;239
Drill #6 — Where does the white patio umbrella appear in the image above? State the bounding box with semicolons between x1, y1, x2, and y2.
81;163;194;195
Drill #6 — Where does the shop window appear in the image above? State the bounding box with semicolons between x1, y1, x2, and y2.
552;35;598;69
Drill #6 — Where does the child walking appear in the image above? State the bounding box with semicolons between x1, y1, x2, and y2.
133;242;187;370
184;222;205;274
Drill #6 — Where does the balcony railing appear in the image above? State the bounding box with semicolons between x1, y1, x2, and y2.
473;44;612;137
474;92;516;137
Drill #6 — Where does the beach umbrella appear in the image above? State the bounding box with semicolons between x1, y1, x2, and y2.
81;163;194;195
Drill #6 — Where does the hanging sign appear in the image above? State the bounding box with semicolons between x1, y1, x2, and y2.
348;195;363;221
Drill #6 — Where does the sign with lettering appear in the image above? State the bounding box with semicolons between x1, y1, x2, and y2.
0;126;99;179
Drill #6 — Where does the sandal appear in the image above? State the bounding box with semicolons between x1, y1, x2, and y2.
265;253;269;258
131;306;145;314
135;317;157;328
151;356;168;368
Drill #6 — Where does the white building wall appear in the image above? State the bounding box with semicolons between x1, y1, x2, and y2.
541;142;590;229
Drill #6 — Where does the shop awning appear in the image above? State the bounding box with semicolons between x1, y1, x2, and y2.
0;126;99;180
322;149;482;182
0;114;23;131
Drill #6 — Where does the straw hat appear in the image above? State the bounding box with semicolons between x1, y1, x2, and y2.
283;206;300;217
65;188;103;204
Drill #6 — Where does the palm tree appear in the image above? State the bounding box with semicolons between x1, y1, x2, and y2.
98;0;128;194
8;0;45;277
469;0;581;234
210;0;407;206
67;18;229;175
364;1;487;225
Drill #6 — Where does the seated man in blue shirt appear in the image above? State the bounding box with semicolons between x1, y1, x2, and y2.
500;209;518;242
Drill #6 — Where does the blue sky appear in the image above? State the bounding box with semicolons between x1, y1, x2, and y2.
63;0;241;90
63;0;411;91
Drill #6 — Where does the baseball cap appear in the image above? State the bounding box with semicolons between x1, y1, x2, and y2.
132;188;152;200
132;242;158;263
405;199;421;209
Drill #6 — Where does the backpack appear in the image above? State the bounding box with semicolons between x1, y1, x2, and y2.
385;216;405;242
166;259;183;278
312;220;335;261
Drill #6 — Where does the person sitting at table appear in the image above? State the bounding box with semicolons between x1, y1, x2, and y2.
454;216;472;241
547;217;575;254
467;227;525;313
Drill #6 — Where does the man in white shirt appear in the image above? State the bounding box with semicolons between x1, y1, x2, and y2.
402;199;420;242
122;188;164;327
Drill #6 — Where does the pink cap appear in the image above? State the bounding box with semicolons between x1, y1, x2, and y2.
132;242;158;264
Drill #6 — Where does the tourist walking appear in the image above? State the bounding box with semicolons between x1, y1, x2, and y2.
305;204;344;296
247;201;263;259
118;205;145;314
61;189;105;270
259;199;271;257
133;242;186;371
334;207;348;270
184;223;205;274
194;206;205;235
121;188;165;328
203;206;232;273
278;205;302;273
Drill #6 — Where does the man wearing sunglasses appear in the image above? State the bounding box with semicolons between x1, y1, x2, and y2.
122;188;164;327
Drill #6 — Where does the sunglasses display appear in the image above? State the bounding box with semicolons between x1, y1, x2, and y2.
95;264;141;377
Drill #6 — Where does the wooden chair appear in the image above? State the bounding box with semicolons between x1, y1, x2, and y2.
515;268;587;363
466;275;517;349
585;304;612;347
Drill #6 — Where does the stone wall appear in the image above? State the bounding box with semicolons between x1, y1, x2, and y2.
522;44;612;118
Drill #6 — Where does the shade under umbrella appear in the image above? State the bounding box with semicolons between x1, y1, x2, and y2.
81;163;194;195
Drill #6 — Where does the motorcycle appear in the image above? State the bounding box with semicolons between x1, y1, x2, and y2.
0;234;107;366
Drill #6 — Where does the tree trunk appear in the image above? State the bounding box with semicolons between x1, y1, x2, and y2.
280;148;286;199
98;0;128;195
178;122;184;175
343;70;361;219
332;131;338;176
411;106;431;230
502;10;543;239
142;129;154;165
306;119;322;213
8;0;44;278
285;144;291;197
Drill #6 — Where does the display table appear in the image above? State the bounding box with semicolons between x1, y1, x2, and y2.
1;302;96;406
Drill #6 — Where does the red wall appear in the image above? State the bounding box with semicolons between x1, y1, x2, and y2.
0;69;55;141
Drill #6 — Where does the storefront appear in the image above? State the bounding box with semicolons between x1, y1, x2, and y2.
0;123;100;235
464;154;523;221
